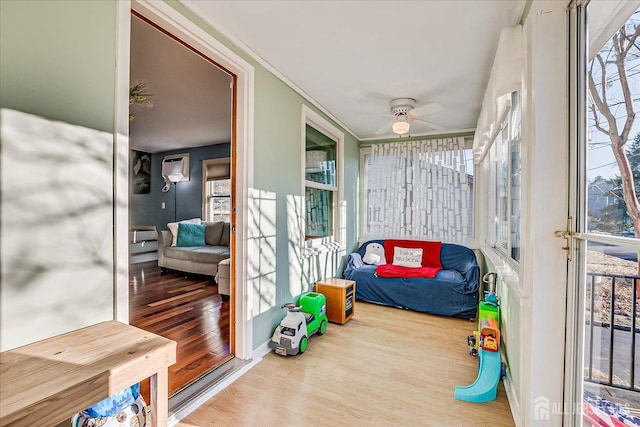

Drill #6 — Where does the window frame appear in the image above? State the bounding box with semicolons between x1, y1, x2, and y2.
301;106;344;255
202;157;231;222
484;91;522;266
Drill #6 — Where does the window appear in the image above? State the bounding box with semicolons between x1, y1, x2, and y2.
488;91;521;262
360;137;474;242
305;125;336;238
302;106;343;248
202;158;231;222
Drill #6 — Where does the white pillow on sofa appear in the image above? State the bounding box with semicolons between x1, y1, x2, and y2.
363;242;386;265
167;218;201;246
392;247;423;268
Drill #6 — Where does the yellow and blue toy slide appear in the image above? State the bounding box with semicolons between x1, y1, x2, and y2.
454;347;502;402
454;299;502;403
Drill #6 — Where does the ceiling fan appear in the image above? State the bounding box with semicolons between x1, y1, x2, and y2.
375;98;445;136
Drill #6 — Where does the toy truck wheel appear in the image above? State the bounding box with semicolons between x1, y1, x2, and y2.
299;336;308;354
318;320;327;335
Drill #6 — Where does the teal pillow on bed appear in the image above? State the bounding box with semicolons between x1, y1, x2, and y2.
176;223;206;247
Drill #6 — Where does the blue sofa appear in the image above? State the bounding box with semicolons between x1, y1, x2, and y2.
343;239;480;319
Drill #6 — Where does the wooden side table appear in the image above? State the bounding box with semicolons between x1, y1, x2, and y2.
315;278;356;324
0;321;176;427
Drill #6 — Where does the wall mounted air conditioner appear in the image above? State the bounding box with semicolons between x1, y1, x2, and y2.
161;153;189;182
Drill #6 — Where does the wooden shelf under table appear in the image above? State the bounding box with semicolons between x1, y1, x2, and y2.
0;320;176;427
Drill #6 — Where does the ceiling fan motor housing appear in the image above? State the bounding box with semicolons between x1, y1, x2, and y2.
390;98;416;116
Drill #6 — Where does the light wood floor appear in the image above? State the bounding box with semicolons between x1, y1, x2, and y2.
177;301;514;427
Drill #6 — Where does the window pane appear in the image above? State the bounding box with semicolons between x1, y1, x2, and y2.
586;10;640;239
497;124;509;252
510;92;522;261
211;197;230;222
305;187;333;238
205;178;231;222
213;178;231;196
306;124;336;187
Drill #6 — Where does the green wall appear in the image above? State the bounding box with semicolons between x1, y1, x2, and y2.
0;0;117;350
0;0;360;353
0;0;116;133
166;1;361;350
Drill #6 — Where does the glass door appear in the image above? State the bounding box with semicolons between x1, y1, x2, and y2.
568;2;640;425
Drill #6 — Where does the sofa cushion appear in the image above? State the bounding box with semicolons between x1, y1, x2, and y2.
167;218;201;246
203;221;224;246
220;222;231;246
177;223;206;247
164;245;230;264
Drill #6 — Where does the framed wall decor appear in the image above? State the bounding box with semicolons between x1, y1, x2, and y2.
132;150;151;194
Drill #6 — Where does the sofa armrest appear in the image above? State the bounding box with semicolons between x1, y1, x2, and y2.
343;253;364;280
158;230;172;248
157;231;172;265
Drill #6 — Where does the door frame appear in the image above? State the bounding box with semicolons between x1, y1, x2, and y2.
114;0;255;360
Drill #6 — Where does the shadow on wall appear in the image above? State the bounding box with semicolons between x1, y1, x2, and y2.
249;188;277;316
286;194;345;297
0;109;114;351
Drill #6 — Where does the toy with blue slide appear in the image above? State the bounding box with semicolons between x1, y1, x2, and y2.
455;273;502;403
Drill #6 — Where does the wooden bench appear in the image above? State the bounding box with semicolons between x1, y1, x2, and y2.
0;320;176;426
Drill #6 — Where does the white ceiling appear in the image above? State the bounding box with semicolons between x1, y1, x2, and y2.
187;0;526;140
130;14;232;153
130;1;526;151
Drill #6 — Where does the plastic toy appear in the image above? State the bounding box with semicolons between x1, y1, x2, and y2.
71;383;148;427
269;292;328;356
455;278;502;403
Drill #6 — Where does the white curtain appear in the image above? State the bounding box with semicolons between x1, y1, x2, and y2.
366;137;472;242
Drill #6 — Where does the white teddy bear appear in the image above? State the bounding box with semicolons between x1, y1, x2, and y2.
363;242;386;265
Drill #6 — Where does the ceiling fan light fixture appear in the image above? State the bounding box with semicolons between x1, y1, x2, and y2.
392;120;410;136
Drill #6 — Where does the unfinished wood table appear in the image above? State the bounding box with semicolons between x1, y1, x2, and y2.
0;320;176;426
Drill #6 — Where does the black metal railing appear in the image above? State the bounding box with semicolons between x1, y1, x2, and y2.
585;272;639;392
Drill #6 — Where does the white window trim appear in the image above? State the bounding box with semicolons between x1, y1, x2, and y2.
483;95;521;270
301;105;344;257
201;157;231;221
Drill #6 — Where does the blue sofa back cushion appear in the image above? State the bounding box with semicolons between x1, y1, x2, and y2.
177;223;206;247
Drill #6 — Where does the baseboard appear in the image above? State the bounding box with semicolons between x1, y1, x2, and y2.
502;366;521;427
253;339;272;359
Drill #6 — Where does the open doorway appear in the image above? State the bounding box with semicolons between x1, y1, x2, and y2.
128;11;235;397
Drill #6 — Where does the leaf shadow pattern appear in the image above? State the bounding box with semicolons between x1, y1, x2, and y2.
0;109;114;349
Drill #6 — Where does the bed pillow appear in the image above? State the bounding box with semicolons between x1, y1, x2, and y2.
392;247;423;268
363;242;386;265
167;218;202;246
176;223;206;247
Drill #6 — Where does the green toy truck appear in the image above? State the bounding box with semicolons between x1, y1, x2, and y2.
268;292;328;356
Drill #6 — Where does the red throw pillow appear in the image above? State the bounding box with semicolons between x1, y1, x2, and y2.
384;239;443;269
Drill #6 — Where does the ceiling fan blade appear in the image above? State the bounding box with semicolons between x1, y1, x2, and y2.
411;118;446;131
374;120;394;135
409;102;443;117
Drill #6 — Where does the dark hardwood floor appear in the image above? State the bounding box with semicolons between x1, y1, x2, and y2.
129;261;232;397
